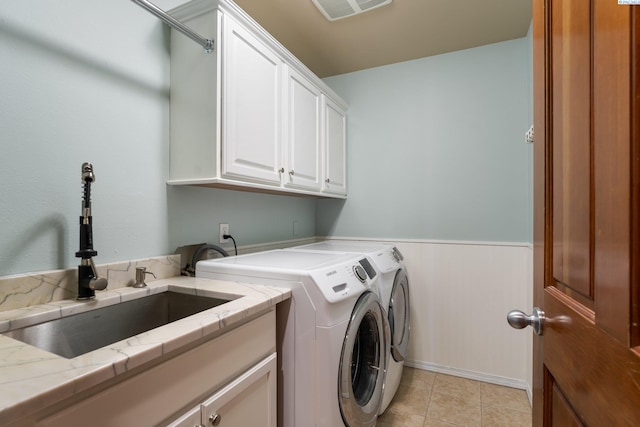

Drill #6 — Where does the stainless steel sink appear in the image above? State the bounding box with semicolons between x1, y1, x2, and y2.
3;291;231;359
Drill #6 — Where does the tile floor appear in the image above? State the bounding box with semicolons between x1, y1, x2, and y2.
377;367;532;427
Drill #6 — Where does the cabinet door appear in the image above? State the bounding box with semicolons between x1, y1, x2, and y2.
323;97;347;196
222;16;283;185
283;67;322;191
166;405;201;427
201;353;277;427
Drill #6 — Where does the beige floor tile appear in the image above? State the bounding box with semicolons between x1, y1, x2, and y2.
401;366;436;390
423;419;464;427
480;383;531;413
427;391;481;427
432;374;481;401
380;368;532;427
385;384;431;417
481;404;532;427
376;410;425;427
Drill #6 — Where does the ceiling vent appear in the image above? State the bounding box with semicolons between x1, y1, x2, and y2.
311;0;393;21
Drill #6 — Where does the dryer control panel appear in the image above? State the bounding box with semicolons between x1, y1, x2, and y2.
369;248;403;274
312;258;377;304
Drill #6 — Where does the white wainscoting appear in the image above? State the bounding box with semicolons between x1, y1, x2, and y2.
324;237;533;400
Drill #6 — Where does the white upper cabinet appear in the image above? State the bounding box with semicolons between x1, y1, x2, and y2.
167;0;348;199
284;66;322;192
222;17;283;185
323;97;347;196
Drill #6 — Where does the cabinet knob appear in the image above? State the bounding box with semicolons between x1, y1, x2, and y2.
289;170;295;176
325;178;330;183
278;168;284;173
209;413;221;426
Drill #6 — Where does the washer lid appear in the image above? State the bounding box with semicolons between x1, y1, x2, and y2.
295;241;392;254
197;249;357;273
196;249;374;304
289;242;401;273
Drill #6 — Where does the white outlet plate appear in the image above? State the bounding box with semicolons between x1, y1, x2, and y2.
525;125;534;144
219;223;229;243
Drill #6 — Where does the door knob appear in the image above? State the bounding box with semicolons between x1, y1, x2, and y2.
507;307;545;336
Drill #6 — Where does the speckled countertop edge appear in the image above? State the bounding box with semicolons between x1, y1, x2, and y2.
0;277;290;425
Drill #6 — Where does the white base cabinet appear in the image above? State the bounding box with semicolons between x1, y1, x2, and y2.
168;0;348;199
168;353;276;427
168;406;202;427
33;311;276;427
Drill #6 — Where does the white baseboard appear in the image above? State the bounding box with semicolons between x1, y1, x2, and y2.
233;237;319;254
319;235;532;248
406;359;533;405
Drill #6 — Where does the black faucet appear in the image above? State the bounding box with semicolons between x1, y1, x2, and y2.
75;162;108;300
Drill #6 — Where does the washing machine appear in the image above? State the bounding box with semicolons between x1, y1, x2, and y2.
288;241;411;414
196;249;389;427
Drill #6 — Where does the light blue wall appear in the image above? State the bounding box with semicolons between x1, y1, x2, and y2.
0;0;533;277
0;0;315;276
318;37;532;243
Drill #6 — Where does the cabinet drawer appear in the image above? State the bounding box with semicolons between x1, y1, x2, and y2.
202;353;276;427
166;353;276;427
166;406;201;427
37;310;275;427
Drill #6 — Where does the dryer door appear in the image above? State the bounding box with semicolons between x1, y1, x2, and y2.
338;292;388;427
389;269;410;362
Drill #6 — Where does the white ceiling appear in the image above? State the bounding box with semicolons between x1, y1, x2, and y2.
233;0;533;77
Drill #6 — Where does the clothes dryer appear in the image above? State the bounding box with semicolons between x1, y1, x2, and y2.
288;241;411;413
196;249;389;427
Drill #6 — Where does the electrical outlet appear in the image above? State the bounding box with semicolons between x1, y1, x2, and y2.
525;125;534;144
219;223;230;244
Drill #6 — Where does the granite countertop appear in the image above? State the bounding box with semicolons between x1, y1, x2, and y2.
0;276;290;425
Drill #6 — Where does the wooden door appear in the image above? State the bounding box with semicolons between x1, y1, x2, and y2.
533;0;640;425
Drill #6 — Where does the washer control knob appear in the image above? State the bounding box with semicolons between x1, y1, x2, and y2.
353;265;367;282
